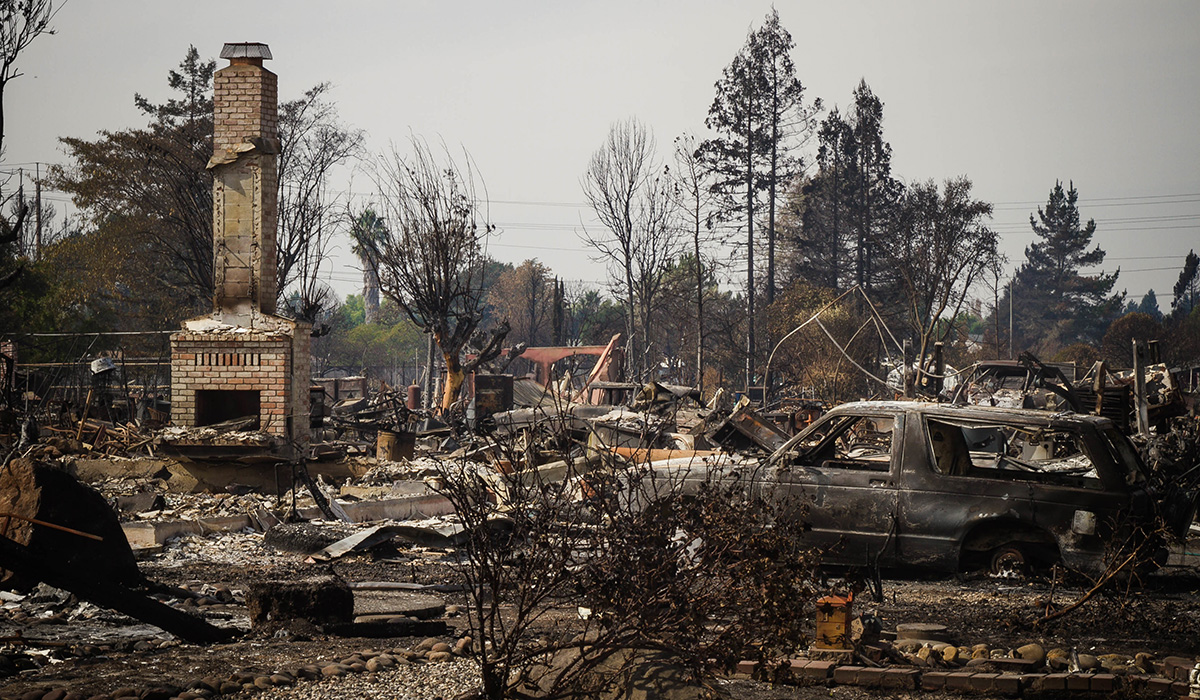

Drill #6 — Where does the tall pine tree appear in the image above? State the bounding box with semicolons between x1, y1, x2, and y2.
1009;181;1123;353
702;8;816;388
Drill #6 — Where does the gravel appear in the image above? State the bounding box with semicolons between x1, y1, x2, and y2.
254;658;481;700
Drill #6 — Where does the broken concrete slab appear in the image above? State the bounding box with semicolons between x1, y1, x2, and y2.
246;576;353;628
122;515;255;550
352;589;444;619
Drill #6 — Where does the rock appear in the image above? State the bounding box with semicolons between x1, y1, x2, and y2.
416;637;440;652
1077;653;1101;672
42;690;67;700
427;651;454;663
366;657;384;672
253;676;274;689
971;645;989;660
1098;653;1131;670
376;654;397;668
965;657;990;668
1047;648;1070;670
109;689;136;700
1134;652;1156;673
942;646;961;664
217;681;241;695
321;664;346;677
1015;643;1045;665
431;642;452;654
454;637;473;655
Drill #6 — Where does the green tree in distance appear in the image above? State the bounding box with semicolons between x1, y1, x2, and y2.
1008;181;1122;353
1171;250;1199;319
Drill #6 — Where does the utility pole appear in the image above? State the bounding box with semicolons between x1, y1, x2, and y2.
34;162;42;260
1008;279;1014;360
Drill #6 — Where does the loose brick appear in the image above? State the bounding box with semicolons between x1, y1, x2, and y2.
1089;673;1117;692
1065;673;1090;691
993;674;1022;696
832;666;863;685
787;659;833;680
854;667;884;688
968;672;1000;693
735;660;758;677
879;668;918;690
944;672;974;691
921;671;950;691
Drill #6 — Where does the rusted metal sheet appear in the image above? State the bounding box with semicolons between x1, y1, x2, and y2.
707;401;790;453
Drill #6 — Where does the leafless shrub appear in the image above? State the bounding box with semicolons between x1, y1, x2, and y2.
434;427;818;699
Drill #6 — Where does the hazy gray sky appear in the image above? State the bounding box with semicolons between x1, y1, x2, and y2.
7;1;1199;310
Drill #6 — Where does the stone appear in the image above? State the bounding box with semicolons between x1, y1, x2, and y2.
1015;643;1045;665
1077;653;1101;672
415;637;440;651
218;681;241;695
971;644;990;659
942;645;961;664
252;676;273;689
454;636;473;654
1046;648;1070;670
1133;652;1155;673
321;664;345;677
430;642;452;654
427;651;453;663
365;657;384;672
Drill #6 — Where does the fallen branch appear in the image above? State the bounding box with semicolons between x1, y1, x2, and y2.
1034;549;1138;626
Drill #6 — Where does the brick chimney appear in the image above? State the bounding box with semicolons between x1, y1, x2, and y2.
169;43;311;450
210;42;279;323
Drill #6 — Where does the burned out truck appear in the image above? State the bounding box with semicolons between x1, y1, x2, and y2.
652;402;1196;575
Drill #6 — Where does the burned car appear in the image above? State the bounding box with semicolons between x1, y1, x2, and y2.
645;402;1191;575
755;401;1194;575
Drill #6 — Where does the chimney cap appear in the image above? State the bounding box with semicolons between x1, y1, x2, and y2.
220;42;272;60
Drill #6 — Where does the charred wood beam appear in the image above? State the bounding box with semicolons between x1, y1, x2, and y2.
0;534;231;644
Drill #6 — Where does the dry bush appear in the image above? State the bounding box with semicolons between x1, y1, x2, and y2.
434;446;818;699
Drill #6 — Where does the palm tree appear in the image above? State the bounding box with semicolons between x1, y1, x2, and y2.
349;208;387;323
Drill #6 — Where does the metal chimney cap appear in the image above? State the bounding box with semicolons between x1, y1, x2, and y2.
220;43;272;60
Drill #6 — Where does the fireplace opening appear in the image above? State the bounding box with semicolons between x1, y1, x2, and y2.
195;390;261;428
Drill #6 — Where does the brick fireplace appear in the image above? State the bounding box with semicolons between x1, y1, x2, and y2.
170;43;310;450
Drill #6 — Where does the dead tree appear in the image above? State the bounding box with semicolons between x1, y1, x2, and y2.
435;429;819;700
0;0;59;289
369;136;497;412
581;117;682;381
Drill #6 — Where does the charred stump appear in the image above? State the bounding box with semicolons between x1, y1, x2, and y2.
0;458;140;590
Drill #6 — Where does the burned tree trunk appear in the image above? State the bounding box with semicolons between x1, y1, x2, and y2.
0;458;141;589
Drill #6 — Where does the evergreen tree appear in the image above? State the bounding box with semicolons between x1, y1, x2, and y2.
846;80;901;299
1009;181;1122;352
1171;250;1199;319
1136;289;1162;321
702;8;817;388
